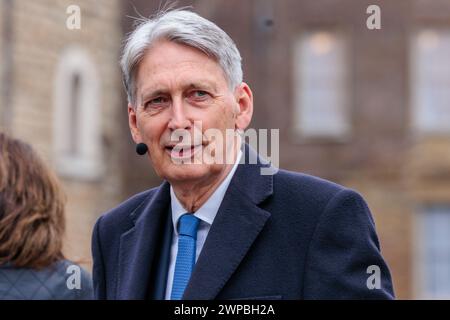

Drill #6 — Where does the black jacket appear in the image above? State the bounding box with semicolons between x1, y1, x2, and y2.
0;259;93;300
92;144;394;299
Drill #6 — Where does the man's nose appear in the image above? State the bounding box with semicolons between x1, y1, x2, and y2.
167;97;191;130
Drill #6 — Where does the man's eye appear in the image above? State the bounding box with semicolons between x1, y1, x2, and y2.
191;90;209;99
195;91;207;96
144;97;168;109
150;97;166;104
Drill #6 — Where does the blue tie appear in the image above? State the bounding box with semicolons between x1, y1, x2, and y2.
171;214;200;300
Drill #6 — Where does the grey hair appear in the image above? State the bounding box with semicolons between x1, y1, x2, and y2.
120;9;243;107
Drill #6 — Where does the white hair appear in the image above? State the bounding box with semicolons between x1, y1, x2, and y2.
120;9;243;107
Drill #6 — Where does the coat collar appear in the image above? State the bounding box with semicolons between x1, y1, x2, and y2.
116;143;274;299
116;181;171;299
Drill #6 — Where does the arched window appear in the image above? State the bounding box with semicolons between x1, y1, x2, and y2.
53;47;102;180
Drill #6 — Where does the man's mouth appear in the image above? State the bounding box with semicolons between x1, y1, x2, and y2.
165;144;203;160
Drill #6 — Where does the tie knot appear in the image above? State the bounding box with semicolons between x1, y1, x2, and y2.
178;214;200;239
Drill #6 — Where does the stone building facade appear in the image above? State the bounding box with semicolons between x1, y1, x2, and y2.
0;0;125;270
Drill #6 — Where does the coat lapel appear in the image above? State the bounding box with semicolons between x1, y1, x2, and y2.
116;181;171;299
183;144;274;299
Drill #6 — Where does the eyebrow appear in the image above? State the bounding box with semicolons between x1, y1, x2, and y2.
186;82;217;92
140;81;218;102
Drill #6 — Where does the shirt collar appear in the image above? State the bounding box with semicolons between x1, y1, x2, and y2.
170;148;243;235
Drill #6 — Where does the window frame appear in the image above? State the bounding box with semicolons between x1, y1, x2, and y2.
53;46;102;180
291;29;352;142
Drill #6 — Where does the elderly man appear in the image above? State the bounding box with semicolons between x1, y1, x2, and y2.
92;9;394;300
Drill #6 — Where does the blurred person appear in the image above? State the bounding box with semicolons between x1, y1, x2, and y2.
0;132;93;300
92;9;394;300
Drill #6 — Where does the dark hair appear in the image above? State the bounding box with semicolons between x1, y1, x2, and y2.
0;132;66;269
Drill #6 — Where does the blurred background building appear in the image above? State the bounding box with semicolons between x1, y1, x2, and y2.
1;0;450;299
0;0;124;272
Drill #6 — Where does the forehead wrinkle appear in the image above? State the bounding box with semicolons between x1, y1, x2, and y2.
137;51;226;97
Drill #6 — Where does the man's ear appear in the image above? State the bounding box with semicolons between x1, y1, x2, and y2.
234;82;253;130
128;104;141;143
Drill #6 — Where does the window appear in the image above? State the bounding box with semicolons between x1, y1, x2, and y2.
292;30;350;139
417;206;450;298
68;73;81;157
53;47;102;180
411;29;450;134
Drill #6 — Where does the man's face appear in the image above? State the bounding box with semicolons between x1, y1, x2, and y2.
128;40;252;184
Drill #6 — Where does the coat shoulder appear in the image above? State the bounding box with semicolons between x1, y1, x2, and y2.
95;187;159;234
0;259;93;300
273;169;347;203
270;169;370;220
